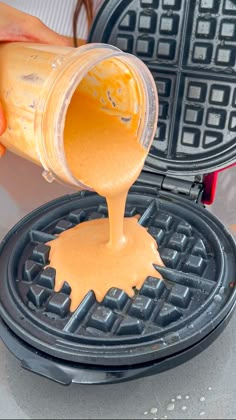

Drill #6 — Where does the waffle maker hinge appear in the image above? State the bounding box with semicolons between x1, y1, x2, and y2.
134;171;204;203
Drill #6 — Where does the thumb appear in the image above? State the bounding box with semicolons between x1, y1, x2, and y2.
31;18;72;46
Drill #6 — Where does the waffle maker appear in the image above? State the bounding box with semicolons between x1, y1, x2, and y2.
0;0;236;386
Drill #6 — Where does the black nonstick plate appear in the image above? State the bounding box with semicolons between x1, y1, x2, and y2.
0;187;235;383
89;0;236;175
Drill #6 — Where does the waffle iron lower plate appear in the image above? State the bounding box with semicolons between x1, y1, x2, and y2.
0;189;235;384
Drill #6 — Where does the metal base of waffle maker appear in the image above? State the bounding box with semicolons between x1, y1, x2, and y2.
0;0;236;384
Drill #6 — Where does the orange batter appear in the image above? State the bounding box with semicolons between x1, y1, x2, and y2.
47;59;163;312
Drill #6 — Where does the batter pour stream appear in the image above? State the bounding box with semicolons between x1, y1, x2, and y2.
47;60;164;311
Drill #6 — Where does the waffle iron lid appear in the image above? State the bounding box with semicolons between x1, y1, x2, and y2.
89;0;236;176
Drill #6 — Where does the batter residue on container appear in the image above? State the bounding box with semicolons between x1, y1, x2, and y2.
47;59;163;311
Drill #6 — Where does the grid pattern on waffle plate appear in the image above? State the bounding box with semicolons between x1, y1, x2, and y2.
185;0;236;72
109;0;185;63
1;192;235;365
17;196;216;339
89;0;236;171
170;74;236;158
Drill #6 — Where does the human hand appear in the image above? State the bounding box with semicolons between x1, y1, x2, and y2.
0;2;71;45
0;1;74;156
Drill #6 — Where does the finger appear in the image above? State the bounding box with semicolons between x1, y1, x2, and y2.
0;101;7;136
29;18;72;46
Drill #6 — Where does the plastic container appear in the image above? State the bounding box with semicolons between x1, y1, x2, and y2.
0;42;158;188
